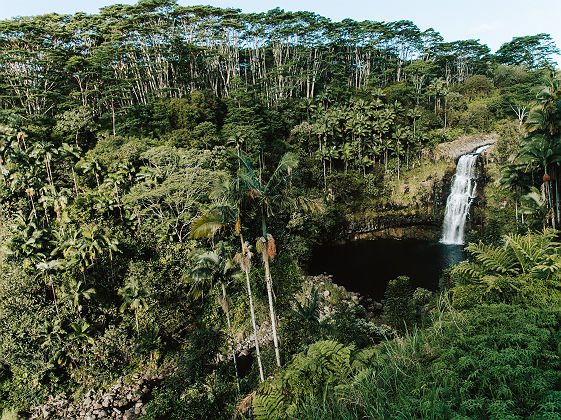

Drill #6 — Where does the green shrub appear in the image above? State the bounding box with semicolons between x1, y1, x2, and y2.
293;304;561;419
323;303;389;348
141;328;237;420
450;230;561;308
383;275;416;333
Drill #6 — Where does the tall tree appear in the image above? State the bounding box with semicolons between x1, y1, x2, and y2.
496;34;560;69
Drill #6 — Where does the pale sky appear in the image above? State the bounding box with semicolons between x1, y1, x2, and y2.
1;0;560;61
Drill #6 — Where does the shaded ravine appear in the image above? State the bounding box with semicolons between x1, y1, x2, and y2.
309;239;464;301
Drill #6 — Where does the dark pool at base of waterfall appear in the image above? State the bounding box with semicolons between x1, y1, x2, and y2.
309;239;465;301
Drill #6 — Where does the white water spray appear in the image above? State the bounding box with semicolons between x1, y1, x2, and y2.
440;145;490;245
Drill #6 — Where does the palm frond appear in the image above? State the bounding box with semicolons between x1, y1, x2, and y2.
263;152;298;193
288;196;325;214
190;206;238;239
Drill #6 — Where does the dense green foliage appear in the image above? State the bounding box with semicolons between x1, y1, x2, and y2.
0;1;560;418
451;230;561;308
292;304;561;419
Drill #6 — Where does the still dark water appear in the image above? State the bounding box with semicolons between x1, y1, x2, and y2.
309;239;464;301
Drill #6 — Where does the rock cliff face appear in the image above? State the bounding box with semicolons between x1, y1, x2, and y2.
433;134;497;161
347;134;496;240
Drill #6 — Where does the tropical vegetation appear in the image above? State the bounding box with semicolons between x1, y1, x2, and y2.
0;1;561;418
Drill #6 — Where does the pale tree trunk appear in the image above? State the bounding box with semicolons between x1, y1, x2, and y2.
224;303;240;393
406;144;410;170
72;167;79;196
111;100;116;136
50;274;59;317
135;310;139;332
261;245;281;368
244;267;264;382
396;146;400;180
385;150;388;172
555;174;560;224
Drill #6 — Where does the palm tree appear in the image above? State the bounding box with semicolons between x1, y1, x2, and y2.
500;164;531;226
325;145;339;173
79;226;119;269
392;127;407;180
29;141;58;187
238;152;323;368
58;142;82;195
314;110;339;190
188;249;242;392
76;154;104;187
338;142;353;173
69;320;95;353
36;259;66;317
376;107;395;172
38;185;70;225
519;74;561;226
118;279;149;332
526;75;561;138
232;242;265;382
520;186;550;228
59;278;96;313
517;135;561;228
190;180;265;382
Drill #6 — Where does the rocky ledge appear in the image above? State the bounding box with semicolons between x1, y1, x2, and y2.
29;366;174;420
434;133;497;161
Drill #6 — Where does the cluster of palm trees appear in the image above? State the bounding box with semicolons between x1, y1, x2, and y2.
500;74;561;228
297;96;426;187
0;129;140;361
190;152;322;382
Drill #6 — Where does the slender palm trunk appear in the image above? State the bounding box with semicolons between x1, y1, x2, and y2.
111;101;116;136
239;236;264;381
244;267;264;382
49;274;59;317
554;176;560;223
384;150;388;172
72;167;79;195
406;145;410;170
135;310;139;332
261;246;281;367
515;197;518;227
225;305;240;392
396;147;400;180
29;194;38;220
322;159;327;191
546;175;556;229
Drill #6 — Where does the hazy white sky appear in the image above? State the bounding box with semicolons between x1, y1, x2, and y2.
2;0;560;59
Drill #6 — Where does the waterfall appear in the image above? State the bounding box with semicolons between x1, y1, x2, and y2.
440;145;491;245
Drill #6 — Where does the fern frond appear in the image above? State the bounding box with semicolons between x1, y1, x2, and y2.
452;261;485;280
253;380;286;420
466;241;518;275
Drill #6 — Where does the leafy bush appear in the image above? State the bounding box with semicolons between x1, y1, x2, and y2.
450;230;561;308
323;303;389;348
294;304;561;419
383;275;416;333
141;328;237;420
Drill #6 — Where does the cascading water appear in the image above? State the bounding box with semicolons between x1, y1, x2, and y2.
440;145;491;245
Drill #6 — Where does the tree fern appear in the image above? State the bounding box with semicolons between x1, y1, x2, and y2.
253;340;355;419
253;379;286;420
451;230;561;307
466;241;518;275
